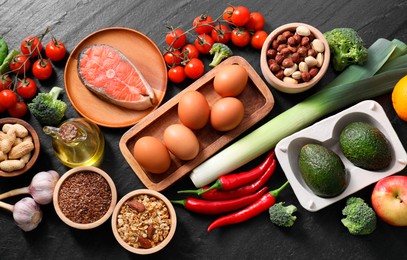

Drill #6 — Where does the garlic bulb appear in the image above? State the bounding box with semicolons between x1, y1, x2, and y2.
13;197;43;231
0;170;60;205
28;170;60;205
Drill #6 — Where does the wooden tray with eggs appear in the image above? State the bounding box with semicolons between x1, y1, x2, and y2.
119;56;275;191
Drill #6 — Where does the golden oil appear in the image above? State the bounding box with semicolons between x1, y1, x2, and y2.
43;118;105;168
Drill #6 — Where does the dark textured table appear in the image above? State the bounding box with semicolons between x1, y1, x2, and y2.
1;1;407;259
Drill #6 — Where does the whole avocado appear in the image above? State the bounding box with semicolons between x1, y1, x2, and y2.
299;143;348;197
339;122;392;170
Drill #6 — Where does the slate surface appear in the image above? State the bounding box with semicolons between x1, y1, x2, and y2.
0;0;407;259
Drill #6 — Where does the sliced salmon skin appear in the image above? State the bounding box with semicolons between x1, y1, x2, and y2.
77;44;156;110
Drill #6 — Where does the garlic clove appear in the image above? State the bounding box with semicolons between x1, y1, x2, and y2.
13;197;43;232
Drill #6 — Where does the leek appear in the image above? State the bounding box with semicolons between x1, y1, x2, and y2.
190;38;407;188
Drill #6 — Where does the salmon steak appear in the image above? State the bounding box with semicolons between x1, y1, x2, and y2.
77;44;156;110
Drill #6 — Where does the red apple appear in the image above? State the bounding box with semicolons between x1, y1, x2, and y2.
371;175;407;226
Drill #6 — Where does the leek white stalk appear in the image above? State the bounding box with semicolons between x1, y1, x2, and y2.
190;38;406;188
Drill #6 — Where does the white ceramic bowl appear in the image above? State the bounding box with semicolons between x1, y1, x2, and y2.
260;22;330;94
275;100;407;211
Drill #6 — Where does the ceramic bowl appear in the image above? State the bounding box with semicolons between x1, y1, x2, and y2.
53;166;117;229
260;22;330;94
111;189;177;255
0;117;40;177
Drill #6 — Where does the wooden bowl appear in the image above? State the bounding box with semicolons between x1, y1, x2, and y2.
260;22;330;94
0;118;40;177
120;56;274;191
53;166;117;229
111;189;177;255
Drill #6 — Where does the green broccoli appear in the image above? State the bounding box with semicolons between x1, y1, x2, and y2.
341;197;376;235
268;202;297;227
209;43;233;67
323;28;368;71
28;86;67;126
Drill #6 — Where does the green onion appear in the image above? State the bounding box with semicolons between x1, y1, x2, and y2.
190;38;407;188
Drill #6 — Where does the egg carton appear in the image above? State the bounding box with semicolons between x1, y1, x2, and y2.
275;100;407;212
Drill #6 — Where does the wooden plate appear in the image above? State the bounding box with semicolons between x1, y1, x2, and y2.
64;27;167;128
119;56;275;191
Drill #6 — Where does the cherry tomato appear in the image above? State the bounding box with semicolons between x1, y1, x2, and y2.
168;66;186;83
20;36;43;57
7;101;28;118
32;59;53;80
231;28;251;47
193;14;214;35
0;74;12;91
211;24;231;44
17;78;37;99
9;54;31;75
181;44;199;61
165;28;187;49
245;12;265;32
231;6;251;27
194;34;214;54
251;30;268;49
0;103;6;113
45;38;67;61
223;6;235;22
184;58;204;79
163;50;183;67
0;89;18;109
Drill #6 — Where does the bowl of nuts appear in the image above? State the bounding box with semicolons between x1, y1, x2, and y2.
53;166;117;229
0;118;40;177
111;189;177;255
260;23;330;93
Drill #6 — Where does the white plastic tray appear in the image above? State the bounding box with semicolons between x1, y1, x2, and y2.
275;100;407;212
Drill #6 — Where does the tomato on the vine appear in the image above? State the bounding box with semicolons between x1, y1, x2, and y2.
231;28;251;47
7;101;28;118
223;6;235;22
45;38;67;61
245;12;265;32
9;54;31;75
32;59;53;80
0;89;18;109
184;58;204;79
194;34;214;54
251;30;268;49
181;44;199;60
231;6;251;27
163;50;183;67
168;66;186;83
211;24;231;44
0;103;6;113
0;74;12;91
20;36;43;57
165;28;187;49
17;78;37;99
193;14;214;35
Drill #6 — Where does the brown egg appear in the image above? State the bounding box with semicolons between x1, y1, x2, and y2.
163;124;200;160
210;97;245;131
213;64;249;97
178;91;210;130
133;136;171;174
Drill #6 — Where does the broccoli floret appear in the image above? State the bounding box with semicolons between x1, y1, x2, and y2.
323;28;368;71
28;86;67;126
209;43;233;67
268;202;297;227
341;197;377;235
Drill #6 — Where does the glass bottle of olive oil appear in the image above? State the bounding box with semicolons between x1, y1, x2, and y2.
43;118;105;168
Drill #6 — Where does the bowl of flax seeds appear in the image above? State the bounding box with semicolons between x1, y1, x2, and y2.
53;166;117;229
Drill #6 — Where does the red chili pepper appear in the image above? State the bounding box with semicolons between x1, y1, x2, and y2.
171;186;269;215
199;159;276;201
207;181;289;232
178;150;275;196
